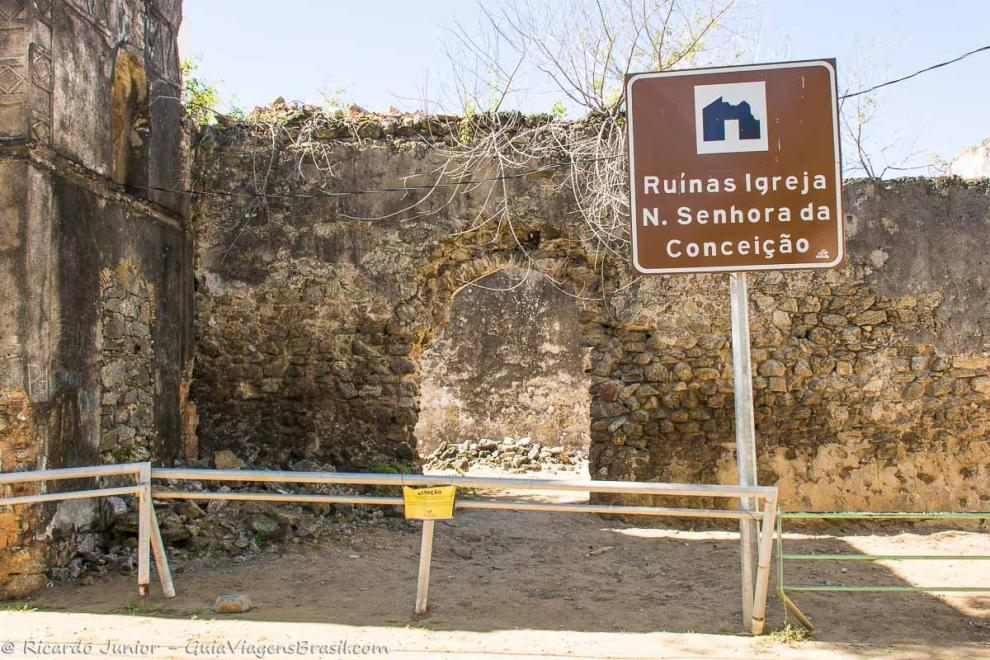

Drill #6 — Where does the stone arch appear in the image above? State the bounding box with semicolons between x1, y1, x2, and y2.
405;234;604;349
396;235;733;490
109;49;149;187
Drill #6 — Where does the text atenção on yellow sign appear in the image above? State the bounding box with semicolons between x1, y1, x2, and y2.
402;486;456;520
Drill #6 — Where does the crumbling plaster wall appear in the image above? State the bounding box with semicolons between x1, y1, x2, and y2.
191;109;990;514
0;0;191;599
415;269;590;453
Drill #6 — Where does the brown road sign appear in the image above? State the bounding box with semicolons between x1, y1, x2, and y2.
626;60;843;275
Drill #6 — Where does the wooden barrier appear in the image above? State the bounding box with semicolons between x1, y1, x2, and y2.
0;462;174;598
153;467;778;633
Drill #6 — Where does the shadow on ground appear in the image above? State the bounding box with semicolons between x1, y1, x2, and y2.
17;495;990;658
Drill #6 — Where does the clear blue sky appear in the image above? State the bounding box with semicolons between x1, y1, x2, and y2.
179;0;990;170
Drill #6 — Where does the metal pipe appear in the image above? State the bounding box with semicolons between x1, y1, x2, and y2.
152;491;405;506
730;271;759;625
781;553;990;561
782;585;990;592
0;463;144;484
777;510;814;632
137;464;151;597
151;489;766;520
780;511;990;519
415;520;435;614
151;468;775;499
457;499;764;519
776;510;990;632
0;485;141;506
149;502;175;598
781;591;815;631
140;462;175;599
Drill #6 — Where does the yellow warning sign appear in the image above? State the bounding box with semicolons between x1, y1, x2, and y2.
402;486;456;520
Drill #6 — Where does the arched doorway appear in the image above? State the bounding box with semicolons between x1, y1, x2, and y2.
415;268;591;455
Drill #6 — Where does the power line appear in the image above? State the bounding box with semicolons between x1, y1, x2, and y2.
839;44;990;99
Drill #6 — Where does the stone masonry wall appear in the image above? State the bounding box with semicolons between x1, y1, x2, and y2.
190;105;990;512
99;262;158;463
586;180;990;510
191;111;601;469
0;391;47;597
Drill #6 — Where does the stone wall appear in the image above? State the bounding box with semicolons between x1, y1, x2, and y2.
190;111;601;469
98;262;159;463
587;179;990;510
415;269;589;453
0;0;190;599
0;391;47;597
191;108;989;513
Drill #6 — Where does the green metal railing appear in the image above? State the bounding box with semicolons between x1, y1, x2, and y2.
776;511;990;631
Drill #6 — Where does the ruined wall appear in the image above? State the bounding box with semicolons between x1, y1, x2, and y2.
191;106;990;512
586;179;990;510
98;261;164;464
415;269;590;453
0;0;190;598
0;391;47;598
190;111;600;469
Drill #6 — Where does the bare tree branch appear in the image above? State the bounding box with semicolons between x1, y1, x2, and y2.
431;0;748;299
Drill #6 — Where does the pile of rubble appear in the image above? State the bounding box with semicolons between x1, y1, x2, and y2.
424;437;585;473
50;440;585;586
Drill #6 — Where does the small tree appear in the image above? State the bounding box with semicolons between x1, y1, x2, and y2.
838;44;933;179
181;59;220;126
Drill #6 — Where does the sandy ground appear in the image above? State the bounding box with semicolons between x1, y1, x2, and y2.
2;466;988;659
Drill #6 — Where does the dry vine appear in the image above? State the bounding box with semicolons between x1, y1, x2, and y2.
431;0;748;297
203;1;749;297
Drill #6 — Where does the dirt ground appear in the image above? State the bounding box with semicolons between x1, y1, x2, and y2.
3;466;989;659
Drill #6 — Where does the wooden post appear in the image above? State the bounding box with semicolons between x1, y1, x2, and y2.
415;520;435;614
730;273;759;625
750;495;778;634
148;496;176;598
137;463;151;596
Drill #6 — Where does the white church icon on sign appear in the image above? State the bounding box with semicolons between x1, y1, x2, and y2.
694;81;769;154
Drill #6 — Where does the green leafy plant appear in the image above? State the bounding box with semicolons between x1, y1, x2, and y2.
319;86;349;111
180;59;220;126
370;461;413;496
371;462;414;475
0;601;38;612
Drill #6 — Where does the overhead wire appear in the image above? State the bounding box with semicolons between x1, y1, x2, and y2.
838;44;989;99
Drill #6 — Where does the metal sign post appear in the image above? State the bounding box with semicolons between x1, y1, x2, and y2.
624;59;844;629
729;272;759;623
